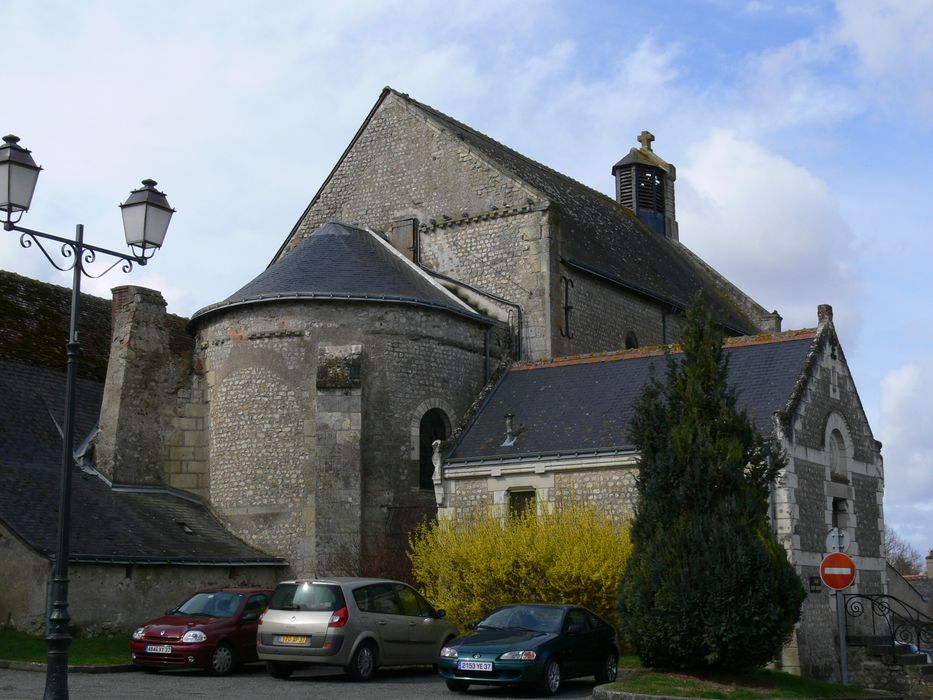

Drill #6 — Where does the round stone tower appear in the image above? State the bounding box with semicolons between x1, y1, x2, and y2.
188;222;506;576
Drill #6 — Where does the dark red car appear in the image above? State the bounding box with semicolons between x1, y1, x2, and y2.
131;588;271;675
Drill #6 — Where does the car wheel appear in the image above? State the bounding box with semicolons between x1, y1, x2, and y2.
346;642;377;682
594;650;618;683
538;657;561;696
266;660;294;679
445;679;470;692
209;642;235;676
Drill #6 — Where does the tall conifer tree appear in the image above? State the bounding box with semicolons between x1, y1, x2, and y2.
617;303;804;670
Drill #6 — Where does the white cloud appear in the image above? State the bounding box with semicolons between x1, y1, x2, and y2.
834;0;933;123
880;359;933;554
677;130;861;332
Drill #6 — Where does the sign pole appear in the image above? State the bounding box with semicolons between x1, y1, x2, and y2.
836;591;848;685
820;549;856;686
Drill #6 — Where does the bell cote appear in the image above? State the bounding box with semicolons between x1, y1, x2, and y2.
612;130;679;240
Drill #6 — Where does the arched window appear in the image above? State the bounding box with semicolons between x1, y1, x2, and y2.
624;331;639;350
419;409;449;490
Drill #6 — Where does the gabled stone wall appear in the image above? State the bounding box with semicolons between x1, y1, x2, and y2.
276;92;731;362
773;310;885;680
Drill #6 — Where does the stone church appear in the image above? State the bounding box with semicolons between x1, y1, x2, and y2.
0;87;885;680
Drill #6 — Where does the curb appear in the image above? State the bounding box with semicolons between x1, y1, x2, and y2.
593;670;904;700
0;659;137;673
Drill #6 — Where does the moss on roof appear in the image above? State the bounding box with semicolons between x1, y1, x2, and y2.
0;270;113;382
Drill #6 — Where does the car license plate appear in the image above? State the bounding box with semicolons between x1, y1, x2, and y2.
277;635;309;645
457;660;492;672
145;645;172;654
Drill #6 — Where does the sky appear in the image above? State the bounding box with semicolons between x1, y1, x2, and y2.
2;0;931;558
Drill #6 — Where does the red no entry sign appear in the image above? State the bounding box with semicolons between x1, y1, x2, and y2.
820;552;856;590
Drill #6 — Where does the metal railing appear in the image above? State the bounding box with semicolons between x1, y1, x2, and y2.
844;593;933;659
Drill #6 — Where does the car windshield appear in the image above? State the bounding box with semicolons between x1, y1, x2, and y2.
478;605;563;633
175;592;243;618
269;583;346;612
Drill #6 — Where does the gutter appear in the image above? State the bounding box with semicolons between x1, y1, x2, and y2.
187;290;500;332
446;446;638;469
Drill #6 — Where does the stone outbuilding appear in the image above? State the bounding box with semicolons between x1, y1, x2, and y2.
437;304;885;680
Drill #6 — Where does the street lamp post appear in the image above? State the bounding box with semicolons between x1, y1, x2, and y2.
0;134;175;700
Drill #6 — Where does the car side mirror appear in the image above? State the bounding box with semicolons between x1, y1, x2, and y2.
567;623;584;635
165;608;175;616
468;621;478;630
434;609;447;619
241;611;258;622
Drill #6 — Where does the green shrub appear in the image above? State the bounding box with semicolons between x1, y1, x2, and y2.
409;497;632;630
617;303;805;670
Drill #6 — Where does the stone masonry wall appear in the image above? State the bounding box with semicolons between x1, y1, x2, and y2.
283;93;541;263
553;268;686;356
274;91;713;363
164;372;209;498
195;299;503;577
441;461;639;523
776;322;886;680
279;92;554;361
0;521;282;635
419;209;553;360
96;286;196;486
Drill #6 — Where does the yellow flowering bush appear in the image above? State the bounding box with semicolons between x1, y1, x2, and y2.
408;498;632;632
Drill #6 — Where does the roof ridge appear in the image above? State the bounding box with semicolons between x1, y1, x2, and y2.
393;90;640;220
511;327;818;372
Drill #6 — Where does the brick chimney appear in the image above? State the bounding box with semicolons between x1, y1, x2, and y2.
612;131;679;240
95;286;173;485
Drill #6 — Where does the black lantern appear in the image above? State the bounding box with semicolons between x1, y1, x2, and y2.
0;134;42;217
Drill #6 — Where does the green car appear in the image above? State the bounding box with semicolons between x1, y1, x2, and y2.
437;604;618;696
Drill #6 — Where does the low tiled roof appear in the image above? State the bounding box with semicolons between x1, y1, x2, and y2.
393;90;760;335
446;329;816;464
190;222;488;325
0;272;282;565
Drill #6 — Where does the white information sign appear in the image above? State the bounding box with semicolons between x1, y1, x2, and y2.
825;527;849;553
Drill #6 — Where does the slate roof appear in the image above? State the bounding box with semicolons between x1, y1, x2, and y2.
190;222;488;325
446;329;816;465
390;89;761;335
0;271;282;565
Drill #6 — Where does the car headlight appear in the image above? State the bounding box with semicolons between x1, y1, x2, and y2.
498;650;537;661
181;630;207;643
132;628;145;640
440;646;458;658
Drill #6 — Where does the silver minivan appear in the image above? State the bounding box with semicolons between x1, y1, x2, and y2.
257;577;457;681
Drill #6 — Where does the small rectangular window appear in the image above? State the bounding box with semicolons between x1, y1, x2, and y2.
508;489;536;518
